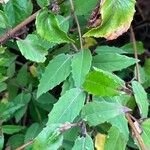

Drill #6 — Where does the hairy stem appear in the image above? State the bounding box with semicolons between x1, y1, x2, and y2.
130;26;141;82
69;0;83;49
126;113;147;150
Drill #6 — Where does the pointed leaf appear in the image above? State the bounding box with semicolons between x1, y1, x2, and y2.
83;69;125;96
33;124;63;150
17;34;54;63
83;0;136;40
24;123;42;150
104;127;127;150
12;93;31;122
0;102;24;122
132;81;149;118
0;10;8;29
71;49;92;87
95;46;126;54
3;0;33;27
36;0;50;7
7;134;24;149
61;75;75;96
16;64;28;86
141;119;150;149
36;9;73;44
0;82;7;93
81;101;129;126
47;88;86;124
2;125;25;135
93;53;138;72
37;54;72;98
108;115;129;140
121;41;144;54
72;135;94;150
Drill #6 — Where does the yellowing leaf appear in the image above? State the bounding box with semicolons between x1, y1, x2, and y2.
95;133;106;150
83;37;97;49
29;65;37;77
84;0;136;40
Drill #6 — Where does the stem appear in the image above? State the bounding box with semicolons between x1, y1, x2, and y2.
130;26;141;82
0;0;66;44
71;43;79;52
15;121;82;150
69;0;83;49
0;11;39;44
126;113;147;150
136;3;145;21
15;140;33;150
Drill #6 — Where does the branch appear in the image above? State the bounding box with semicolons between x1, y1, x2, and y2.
0;0;66;45
15;121;82;150
69;0;83;49
15;140;33;150
0;11;39;44
130;26;141;82
125;113;147;150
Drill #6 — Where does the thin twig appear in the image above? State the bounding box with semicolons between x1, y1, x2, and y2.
15;140;33;150
0;11;39;44
15;121;82;150
130;26;141;82
71;43;79;52
69;0;83;49
136;3;145;21
126;113;147;150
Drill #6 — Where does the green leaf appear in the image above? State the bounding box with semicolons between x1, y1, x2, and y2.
17;34;53;62
83;69;125;96
0;82;7;93
7;134;24;149
81;101;129;126
74;0;98;16
33;124;63;150
0;102;24;122
93;53;138;72
0;133;4;150
0;46;6;54
36;0;50;7
141;119;150;149
2;125;25;135
61;75;75;96
94;67;125;87
16;64;28;87
72;135;94;150
47;88;86;124
108;115;129;140
14;106;27;123
35;93;57;112
95;46;126;54
121;41;144;54
37;54;72;98
24;123;42;150
83;0;136;40
3;0;33;27
36;92;57;104
104;127;127;150
132;81;149;118
71;49;92;87
0;10;8;29
13;93;31;122
36;9;73;44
